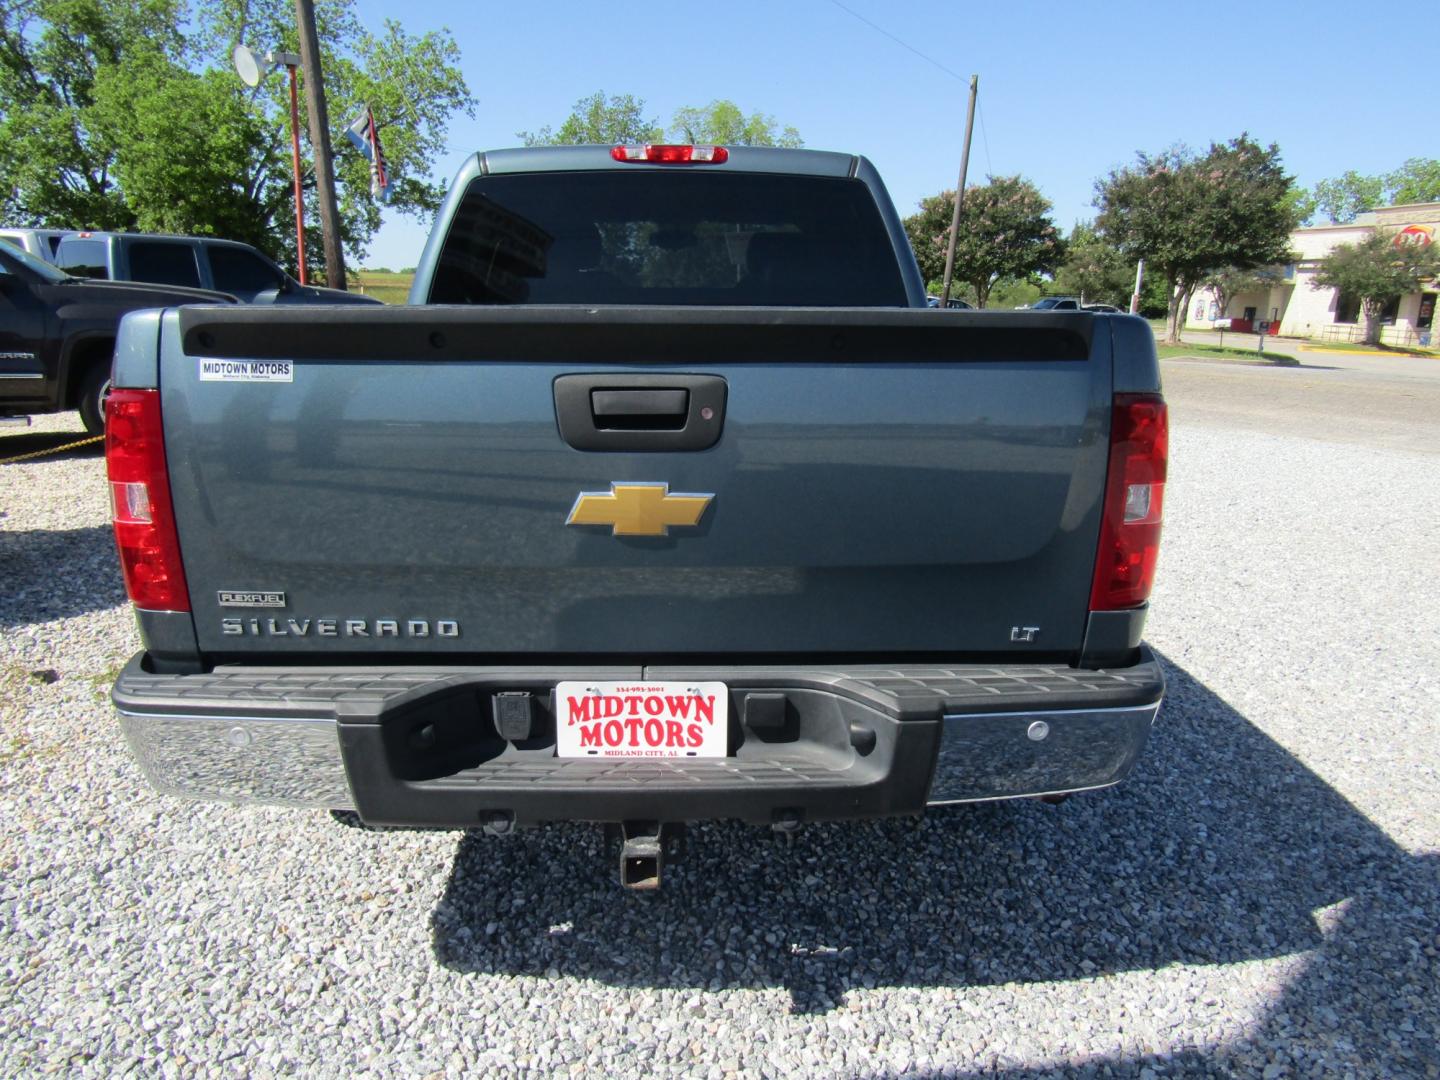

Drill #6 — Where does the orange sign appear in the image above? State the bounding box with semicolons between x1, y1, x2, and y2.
1394;224;1434;248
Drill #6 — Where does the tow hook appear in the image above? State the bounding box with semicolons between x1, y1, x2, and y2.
614;821;685;890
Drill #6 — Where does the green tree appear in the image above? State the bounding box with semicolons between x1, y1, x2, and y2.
1136;268;1172;319
904;175;1063;309
1385;158;1440;206
1096;136;1298;342
518;91;661;146
86;49;280;247
196;0;473;278
0;0;474;276
1285;183;1318;227
0;0;185;229
1311;230;1440;345
1312;170;1386;225
985;278;1043;309
1201;265;1285;322
315;17;474;275
1307;158;1440;224
669;100;802;147
1052;221;1133;306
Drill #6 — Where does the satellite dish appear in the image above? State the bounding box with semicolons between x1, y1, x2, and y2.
232;44;265;88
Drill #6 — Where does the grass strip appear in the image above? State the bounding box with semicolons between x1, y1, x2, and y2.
1156;343;1296;364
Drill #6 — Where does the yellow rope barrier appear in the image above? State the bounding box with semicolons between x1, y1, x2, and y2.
0;434;105;465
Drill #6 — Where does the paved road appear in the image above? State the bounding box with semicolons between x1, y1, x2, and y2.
1;355;1436;1077
1162;346;1440;455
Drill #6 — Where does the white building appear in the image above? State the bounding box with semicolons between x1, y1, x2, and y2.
1184;202;1438;346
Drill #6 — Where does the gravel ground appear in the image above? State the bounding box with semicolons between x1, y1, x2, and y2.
2;389;1437;1078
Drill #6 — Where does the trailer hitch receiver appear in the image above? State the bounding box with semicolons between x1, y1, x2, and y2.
617;821;685;890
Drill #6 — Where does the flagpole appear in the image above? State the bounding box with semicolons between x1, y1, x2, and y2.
346;105;391;204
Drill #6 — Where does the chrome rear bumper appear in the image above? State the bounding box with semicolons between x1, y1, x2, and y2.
117;658;1162;818
119;710;355;809
927;702;1160;804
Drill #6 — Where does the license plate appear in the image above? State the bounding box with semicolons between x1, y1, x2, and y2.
554;681;729;759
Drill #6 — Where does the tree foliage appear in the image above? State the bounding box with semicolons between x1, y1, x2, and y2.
0;0;184;229
87;52;281;244
669;100;802;147
1309;158;1440;223
519;93;804;151
1052;221;1133;306
904;175;1063;309
518;91;661;147
1387;158;1440;206
0;0;474;275
1096;135;1298;341
1201;265;1285;321
1311;170;1386;226
984;277;1042;309
1311;230;1440;344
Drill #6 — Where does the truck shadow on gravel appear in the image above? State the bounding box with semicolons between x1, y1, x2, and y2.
0;525;125;628
431;653;1436;1070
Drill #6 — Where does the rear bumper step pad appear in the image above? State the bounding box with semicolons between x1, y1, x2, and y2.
114;651;1164;825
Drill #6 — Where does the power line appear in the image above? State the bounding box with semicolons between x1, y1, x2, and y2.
825;0;994;177
976;97;993;177
825;0;970;84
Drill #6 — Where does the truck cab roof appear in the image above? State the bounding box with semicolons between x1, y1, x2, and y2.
474;143;862;178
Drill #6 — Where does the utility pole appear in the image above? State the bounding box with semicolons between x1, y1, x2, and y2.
940;74;978;307
294;0;347;288
1129;258;1144;314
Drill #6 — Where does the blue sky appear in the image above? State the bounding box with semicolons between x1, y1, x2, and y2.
354;0;1425;269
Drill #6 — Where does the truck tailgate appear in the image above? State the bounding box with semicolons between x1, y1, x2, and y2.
159;306;1111;659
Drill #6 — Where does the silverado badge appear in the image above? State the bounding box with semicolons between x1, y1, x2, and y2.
566;483;713;537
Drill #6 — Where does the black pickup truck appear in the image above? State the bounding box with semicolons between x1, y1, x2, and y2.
1;240;234;432
108;144;1167;887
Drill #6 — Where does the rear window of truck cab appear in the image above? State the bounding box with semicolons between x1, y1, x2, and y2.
56;238;109;279
428;171;908;307
128;241;202;289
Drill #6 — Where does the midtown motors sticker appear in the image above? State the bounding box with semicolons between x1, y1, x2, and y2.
555;681;729;759
198;359;293;382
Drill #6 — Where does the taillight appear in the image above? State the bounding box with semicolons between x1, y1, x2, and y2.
1090;393;1167;611
611;144;729;164
106;388;190;611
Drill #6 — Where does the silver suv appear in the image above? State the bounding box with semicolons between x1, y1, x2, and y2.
0;228;70;262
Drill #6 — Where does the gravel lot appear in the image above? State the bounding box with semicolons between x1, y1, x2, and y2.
2;358;1437;1077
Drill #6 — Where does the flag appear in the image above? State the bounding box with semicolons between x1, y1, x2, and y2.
346;105;391;204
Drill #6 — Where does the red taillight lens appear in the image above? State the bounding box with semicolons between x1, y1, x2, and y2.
1090;393;1168;611
610;144;729;164
106;388;190;611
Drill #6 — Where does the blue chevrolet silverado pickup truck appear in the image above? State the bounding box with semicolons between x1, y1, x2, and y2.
106;144;1167;887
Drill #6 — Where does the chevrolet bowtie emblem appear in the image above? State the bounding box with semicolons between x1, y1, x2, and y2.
566;483;714;537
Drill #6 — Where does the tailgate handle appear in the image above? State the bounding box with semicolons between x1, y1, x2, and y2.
591;389;689;430
555;374;726;452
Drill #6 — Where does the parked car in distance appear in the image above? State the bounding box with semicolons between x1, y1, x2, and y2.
1082;303;1125;314
0;228;70;262
0;239;234;432
926;295;973;309
53;232;381;306
1029;297;1081;311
